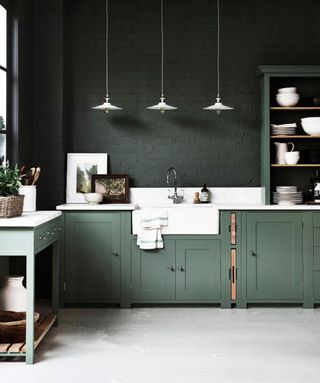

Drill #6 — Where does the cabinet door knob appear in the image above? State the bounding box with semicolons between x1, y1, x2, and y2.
113;250;119;257
168;266;175;271
249;250;256;256
177;265;184;271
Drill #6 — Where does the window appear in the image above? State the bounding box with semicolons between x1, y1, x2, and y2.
0;3;7;163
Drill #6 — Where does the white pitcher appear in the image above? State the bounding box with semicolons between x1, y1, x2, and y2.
274;142;294;164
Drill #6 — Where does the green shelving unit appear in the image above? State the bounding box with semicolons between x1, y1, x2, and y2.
260;66;320;204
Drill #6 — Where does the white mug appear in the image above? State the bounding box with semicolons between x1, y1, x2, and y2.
285;151;300;165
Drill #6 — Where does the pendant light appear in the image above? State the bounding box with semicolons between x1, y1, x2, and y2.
204;0;234;114
147;0;177;113
92;0;122;114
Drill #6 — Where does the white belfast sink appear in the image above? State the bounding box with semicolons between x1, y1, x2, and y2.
132;204;219;235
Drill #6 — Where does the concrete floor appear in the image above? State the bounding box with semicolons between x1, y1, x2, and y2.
1;307;320;383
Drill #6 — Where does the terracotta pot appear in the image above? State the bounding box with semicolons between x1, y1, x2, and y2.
0;276;27;312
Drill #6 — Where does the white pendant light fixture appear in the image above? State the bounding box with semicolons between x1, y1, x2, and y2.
204;0;234;114
92;0;122;114
147;0;177;113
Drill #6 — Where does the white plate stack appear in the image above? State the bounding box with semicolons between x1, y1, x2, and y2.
273;186;303;205
271;123;296;135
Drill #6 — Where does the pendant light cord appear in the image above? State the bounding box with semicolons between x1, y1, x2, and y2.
161;0;164;98
216;0;220;98
106;0;109;98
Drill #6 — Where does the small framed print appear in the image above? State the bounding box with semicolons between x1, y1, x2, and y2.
66;153;108;203
92;174;129;203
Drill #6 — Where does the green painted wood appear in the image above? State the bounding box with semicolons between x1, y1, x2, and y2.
314;271;320;300
64;212;121;303
175;239;220;301
314;228;320;246
313;213;320;227
219;211;232;308
131;240;175;301
238;212;248;308
246;212;303;301
314;247;320;270
120;212;132;308
302;212;314;308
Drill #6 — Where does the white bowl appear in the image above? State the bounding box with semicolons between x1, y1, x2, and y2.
285;151;300;165
276;93;299;107
301;117;320;136
278;87;297;94
84;193;103;204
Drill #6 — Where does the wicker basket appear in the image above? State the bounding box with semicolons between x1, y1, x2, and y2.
0;311;40;343
0;195;24;218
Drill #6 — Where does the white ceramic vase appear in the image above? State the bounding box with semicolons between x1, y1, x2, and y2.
0;276;27;312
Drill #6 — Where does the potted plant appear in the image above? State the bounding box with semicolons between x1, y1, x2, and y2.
0;161;24;218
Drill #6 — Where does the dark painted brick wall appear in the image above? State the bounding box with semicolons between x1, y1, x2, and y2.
27;0;320;208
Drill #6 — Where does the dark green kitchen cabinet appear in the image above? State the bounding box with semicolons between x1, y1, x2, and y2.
246;212;303;301
131;240;175;301
130;237;221;303
176;240;220;300
64;212;121;304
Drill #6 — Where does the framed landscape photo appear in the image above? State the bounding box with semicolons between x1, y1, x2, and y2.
92;174;129;203
66;153;108;203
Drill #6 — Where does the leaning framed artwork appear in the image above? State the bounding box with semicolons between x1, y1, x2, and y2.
92;174;129;203
66;153;108;203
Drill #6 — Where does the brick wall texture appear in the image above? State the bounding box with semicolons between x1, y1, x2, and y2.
27;0;320;208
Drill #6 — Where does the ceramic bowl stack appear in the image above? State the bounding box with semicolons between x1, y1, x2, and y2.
276;87;300;107
273;186;303;205
271;123;296;135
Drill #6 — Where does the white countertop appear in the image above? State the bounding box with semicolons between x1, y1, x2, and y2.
56;203;137;211
0;211;61;228
216;204;320;210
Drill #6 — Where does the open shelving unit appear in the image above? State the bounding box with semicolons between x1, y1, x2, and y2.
260;66;320;204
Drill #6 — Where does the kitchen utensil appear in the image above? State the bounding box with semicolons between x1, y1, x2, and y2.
276;93;300;107
273;189;303;205
285;151;300;165
31;167;41;185
301;117;320;136
84;193;103;204
274;142;294;164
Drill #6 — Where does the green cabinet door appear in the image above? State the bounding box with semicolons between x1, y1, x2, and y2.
64;212;121;303
131;240;175;301
176;239;221;301
246;212;303;301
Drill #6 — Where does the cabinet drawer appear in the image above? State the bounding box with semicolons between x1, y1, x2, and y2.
314;247;320;271
314;228;320;246
314;213;320;228
34;218;61;251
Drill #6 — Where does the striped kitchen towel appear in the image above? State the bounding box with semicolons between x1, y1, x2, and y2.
137;209;168;250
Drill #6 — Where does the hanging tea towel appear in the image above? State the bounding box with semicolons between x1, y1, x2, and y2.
137;209;168;250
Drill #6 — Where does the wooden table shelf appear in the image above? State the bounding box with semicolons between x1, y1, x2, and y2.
271;135;320;139
0;314;57;357
270;107;320;110
271;164;320;167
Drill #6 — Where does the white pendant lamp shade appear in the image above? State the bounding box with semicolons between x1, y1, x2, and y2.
147;97;177;113
92;0;122;113
147;0;177;113
92;97;122;114
204;97;233;114
204;0;234;113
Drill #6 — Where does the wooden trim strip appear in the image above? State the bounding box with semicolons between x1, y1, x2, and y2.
230;213;236;245
231;249;237;301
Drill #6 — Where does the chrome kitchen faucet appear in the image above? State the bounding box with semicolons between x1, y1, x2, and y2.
166;167;184;204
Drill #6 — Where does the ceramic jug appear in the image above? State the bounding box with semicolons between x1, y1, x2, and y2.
274;142;294;164
0;276;27;312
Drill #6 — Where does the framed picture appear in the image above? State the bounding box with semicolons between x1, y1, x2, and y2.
92;174;129;203
66;153;108;203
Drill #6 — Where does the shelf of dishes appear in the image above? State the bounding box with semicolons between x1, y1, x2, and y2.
270;135;320;139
